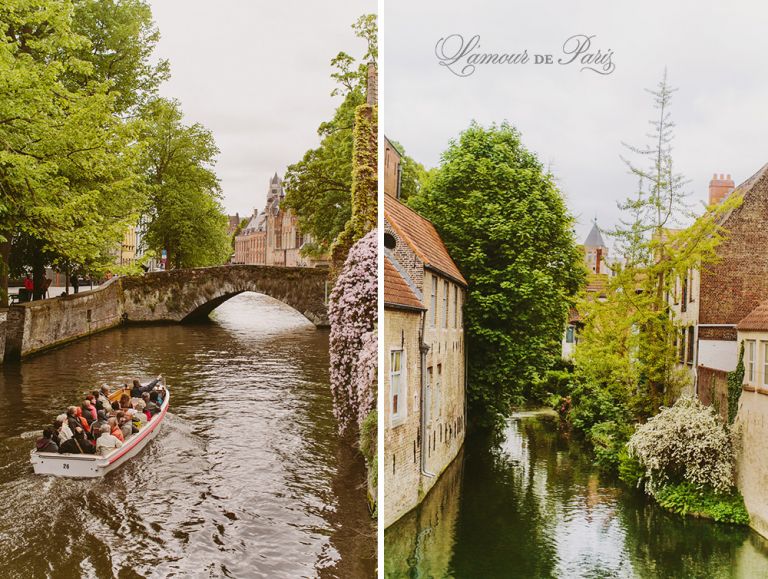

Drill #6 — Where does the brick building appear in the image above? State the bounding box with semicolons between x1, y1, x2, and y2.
667;166;768;387
383;139;467;528
233;173;329;268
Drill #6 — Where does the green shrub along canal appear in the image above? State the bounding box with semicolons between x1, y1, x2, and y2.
0;293;374;578
385;410;768;578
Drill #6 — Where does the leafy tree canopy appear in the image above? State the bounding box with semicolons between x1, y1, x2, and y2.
411;121;585;427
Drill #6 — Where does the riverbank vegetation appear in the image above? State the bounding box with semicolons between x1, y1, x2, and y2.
410;122;585;429
543;72;748;525
0;0;230;305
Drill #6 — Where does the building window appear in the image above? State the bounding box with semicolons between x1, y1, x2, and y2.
436;364;442;418
747;340;756;383
681;273;688;313
430;276;438;327
673;277;679;305
454;285;458;328
443;280;449;328
679;328;686;364
763;342;768;387
686;326;694;366
390;350;404;421
425;367;433;422
689;269;695;303
458;292;463;328
566;325;575;344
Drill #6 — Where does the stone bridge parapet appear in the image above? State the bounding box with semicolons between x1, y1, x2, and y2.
2;265;329;362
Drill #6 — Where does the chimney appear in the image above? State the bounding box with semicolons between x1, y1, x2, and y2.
709;172;735;206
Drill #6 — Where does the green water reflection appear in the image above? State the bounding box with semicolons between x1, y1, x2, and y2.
385;410;768;578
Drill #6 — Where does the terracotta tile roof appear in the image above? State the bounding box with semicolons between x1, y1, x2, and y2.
384;255;424;311
738;300;768;331
384;195;467;286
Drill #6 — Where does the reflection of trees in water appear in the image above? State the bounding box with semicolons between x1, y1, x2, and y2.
450;420;561;579
384;447;464;578
617;489;768;578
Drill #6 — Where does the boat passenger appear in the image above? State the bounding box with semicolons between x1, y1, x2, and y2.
73;407;91;435
115;411;133;439
146;391;161;417
108;417;125;442
95;426;122;456
82;400;97;423
55;414;73;442
119;393;132;410
59;430;95;454
133;400;149;426
36;427;59;453
131;375;162;399
99;384;111;406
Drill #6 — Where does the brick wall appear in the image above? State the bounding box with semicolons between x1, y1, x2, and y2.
384;307;423;527
384;220;424;292
696;365;729;422
700;170;768;328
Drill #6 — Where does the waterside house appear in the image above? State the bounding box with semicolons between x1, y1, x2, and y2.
383;138;467;528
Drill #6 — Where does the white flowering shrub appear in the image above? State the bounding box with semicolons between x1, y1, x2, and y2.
328;229;377;435
627;398;734;494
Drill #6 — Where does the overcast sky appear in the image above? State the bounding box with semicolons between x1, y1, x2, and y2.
147;0;375;218
383;0;768;246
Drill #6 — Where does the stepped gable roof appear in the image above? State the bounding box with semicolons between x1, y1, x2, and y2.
384;194;467;286
384;254;424;311
738;300;768;331
584;221;606;248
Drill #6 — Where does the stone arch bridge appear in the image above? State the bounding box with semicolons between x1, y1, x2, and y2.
2;265;330;362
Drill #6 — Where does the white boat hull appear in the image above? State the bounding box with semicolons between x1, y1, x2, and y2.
31;388;170;478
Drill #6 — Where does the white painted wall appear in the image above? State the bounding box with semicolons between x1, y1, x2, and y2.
698;339;738;372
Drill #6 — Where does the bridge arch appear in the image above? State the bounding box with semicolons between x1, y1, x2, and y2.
120;265;329;327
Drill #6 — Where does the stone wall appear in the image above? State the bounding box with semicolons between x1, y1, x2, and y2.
121;265;329;326
4;278;123;361
3;265;329;362
384;307;424;527
383;271;466;528
735;388;768;539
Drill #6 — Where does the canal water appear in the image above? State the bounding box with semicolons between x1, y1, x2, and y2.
385;410;768;578
0;293;375;578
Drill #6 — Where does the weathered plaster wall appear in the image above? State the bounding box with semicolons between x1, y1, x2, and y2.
735;388;768;539
3;265;329;362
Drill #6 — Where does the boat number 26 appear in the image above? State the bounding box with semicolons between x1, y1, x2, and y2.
62;463;70;470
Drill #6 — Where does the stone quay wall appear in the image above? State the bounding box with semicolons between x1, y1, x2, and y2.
2;265;329;362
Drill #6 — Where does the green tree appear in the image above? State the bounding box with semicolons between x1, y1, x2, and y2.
283;14;377;257
411;122;585;427
0;0;146;303
139;98;230;268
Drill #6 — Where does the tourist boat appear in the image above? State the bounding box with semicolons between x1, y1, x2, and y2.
30;384;170;478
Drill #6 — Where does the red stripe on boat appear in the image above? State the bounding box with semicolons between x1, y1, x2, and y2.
107;397;169;464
